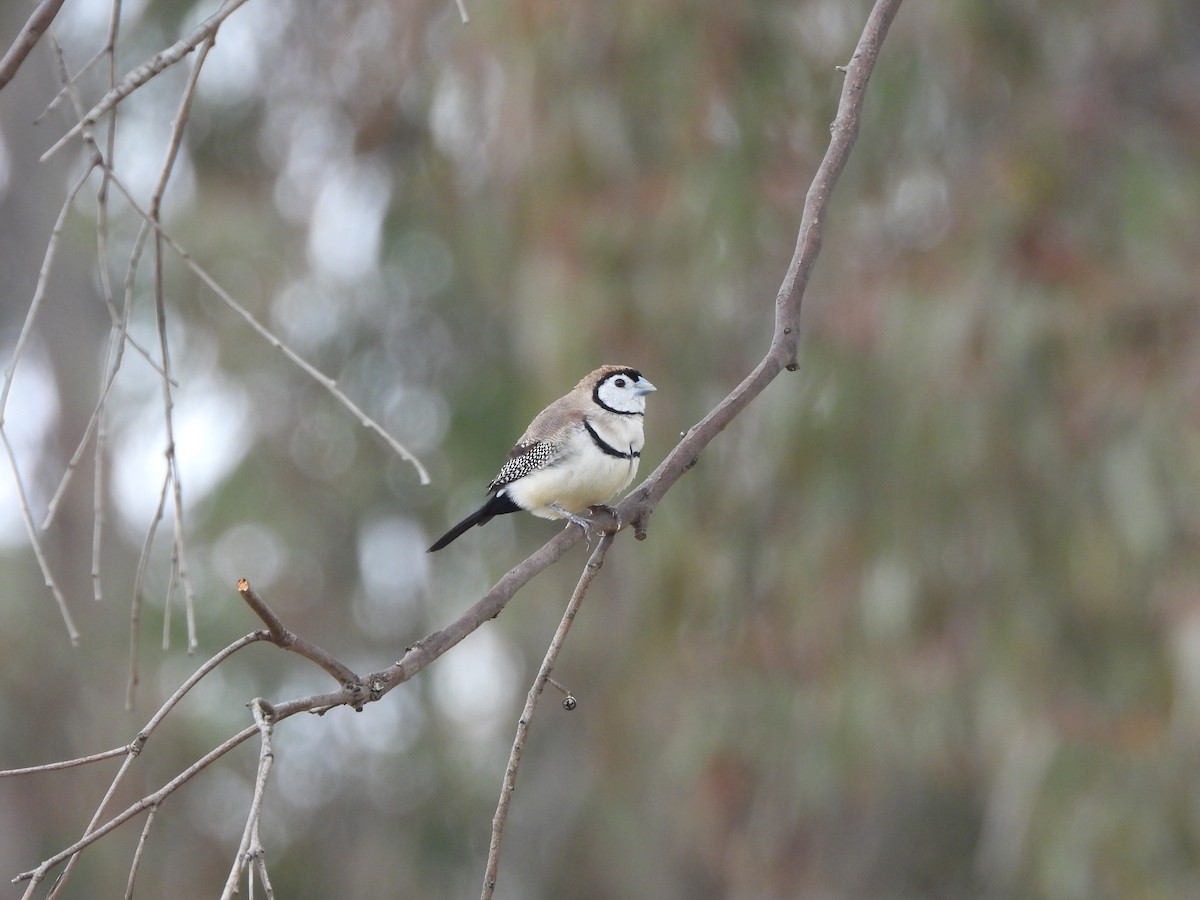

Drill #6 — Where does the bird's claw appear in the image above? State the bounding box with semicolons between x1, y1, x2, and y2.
588;504;621;535
550;503;593;538
551;504;623;550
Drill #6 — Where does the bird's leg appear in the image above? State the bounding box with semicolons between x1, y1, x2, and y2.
550;503;593;538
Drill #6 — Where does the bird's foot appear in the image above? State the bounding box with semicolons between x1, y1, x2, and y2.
588;504;622;534
550;503;594;542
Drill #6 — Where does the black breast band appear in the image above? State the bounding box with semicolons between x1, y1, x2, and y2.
584;420;639;460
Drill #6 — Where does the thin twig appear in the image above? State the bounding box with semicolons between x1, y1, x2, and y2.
147;36;217;655
156;239;195;655
39;34;115;605
482;534;612;899
252;851;275;899
0;0;67;91
220;698;276;899
126;471;171;708
123;804;157;900
162;547;176;650
34;632;269;896
91;402;106;601
91;0;123;603
36;36;120;553
0;430;79;644
155;633;270;734
93;0;123;325
39;0;255;161
40;335;123;531
0;746;129;778
0;159;97;645
43;749;132;899
15;725;260;892
238;579;363;690
95;169;431;483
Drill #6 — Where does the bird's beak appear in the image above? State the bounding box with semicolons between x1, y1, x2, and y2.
635;377;657;395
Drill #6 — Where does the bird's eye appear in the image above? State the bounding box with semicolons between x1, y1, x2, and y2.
615;378;627;388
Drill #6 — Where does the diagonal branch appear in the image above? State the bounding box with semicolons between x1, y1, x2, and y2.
238;580;363;691
98;169;432;484
39;0;255;161
362;0;905;715
0;746;128;778
482;533;613;900
618;0;903;539
0;158;96;645
264;0;905;728
15;632;269;895
7;0;903;889
14;724;260;893
123;804;157;900
259;522;594;725
0;0;67;92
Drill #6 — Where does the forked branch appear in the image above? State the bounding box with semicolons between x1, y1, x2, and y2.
7;0;903;891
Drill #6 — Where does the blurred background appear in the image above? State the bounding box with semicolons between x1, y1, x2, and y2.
1;0;1198;896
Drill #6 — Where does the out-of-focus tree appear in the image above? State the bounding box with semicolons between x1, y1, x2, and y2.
0;0;1198;897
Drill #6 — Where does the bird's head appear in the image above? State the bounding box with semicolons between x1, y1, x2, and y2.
590;366;656;415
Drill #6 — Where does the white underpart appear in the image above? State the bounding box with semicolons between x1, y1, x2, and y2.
505;410;644;519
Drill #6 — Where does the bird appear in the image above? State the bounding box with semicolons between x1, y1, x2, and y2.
427;365;656;552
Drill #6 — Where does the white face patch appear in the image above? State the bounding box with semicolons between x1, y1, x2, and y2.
594;371;654;415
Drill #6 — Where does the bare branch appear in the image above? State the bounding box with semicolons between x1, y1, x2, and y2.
35;632;269;896
90;0;124;603
252;852;276;899
0;429;79;644
617;0;903;539
147;37;218;654
156;235;196;654
162;550;177;649
0;0;67;92
91;403;106;602
221;698;277;899
126;469;171;708
7;1;903;890
483;534;613;899
148;632;270;730
0;158;96;644
123;804;157;900
14;725;260;891
91;169;432;483
0;746;128;778
265;0;902;710
238;579;364;691
39;0;255;161
40;339;123;531
228;521;599;730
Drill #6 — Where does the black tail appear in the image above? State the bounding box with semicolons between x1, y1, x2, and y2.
427;492;522;552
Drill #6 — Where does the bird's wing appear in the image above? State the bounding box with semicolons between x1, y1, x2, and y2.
487;439;563;492
486;399;586;493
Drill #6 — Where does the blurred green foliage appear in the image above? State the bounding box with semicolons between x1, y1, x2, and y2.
1;0;1198;897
